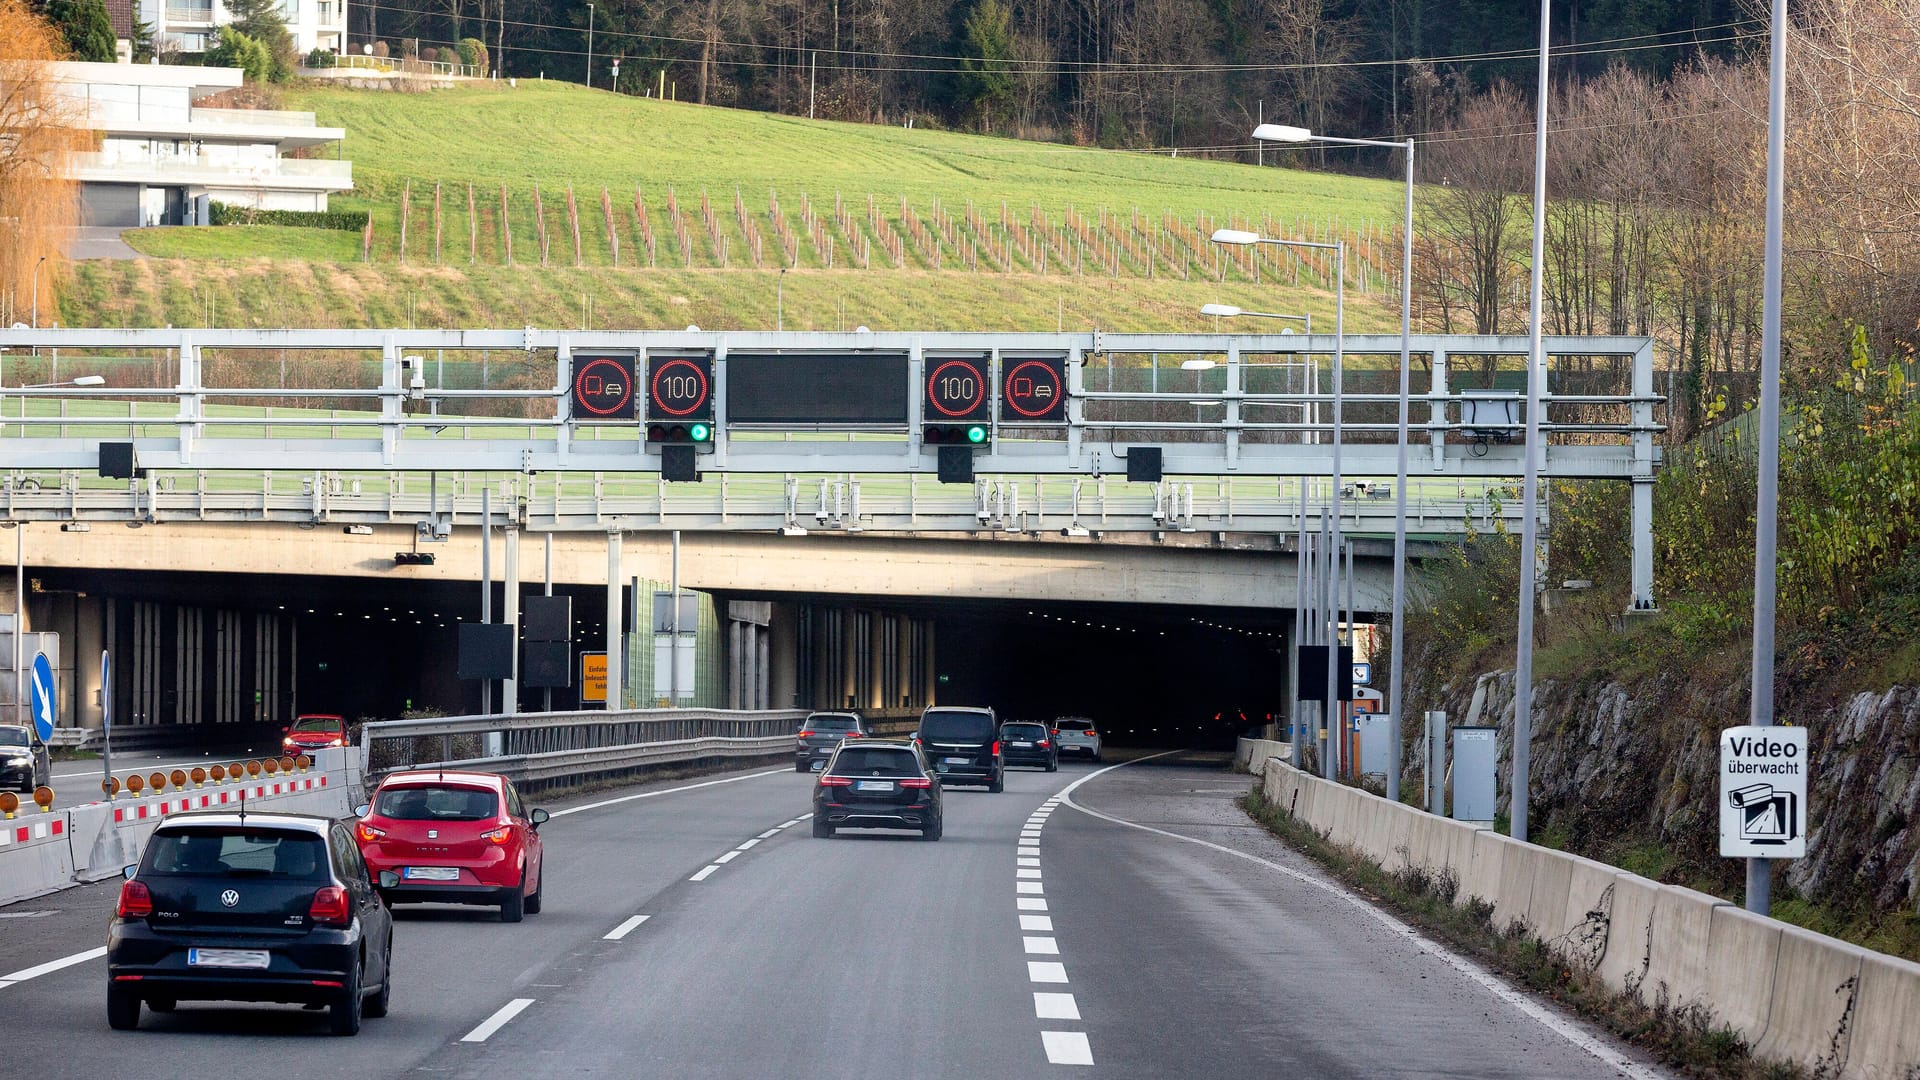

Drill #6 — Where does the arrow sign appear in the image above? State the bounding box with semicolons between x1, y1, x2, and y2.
101;651;111;732
30;652;55;742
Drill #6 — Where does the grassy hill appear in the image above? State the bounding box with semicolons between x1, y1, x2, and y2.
70;81;1408;333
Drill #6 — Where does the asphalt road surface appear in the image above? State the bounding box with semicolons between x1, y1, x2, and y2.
0;752;1672;1078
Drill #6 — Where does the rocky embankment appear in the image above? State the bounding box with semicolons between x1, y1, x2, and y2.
1412;667;1920;913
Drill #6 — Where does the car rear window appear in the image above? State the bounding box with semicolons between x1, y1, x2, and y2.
1055;719;1093;732
374;784;499;821
143;828;330;881
805;716;859;732
830;748;921;776
291;716;340;733
1003;724;1049;738
0;727;29;747
921;710;994;741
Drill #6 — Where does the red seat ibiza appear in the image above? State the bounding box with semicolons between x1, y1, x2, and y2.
353;771;548;923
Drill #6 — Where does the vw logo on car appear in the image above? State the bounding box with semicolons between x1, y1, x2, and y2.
220;889;240;908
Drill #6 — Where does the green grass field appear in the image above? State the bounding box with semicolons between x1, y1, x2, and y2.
64;80;1410;333
66;259;1401;333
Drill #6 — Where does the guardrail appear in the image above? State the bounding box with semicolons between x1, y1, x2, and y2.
360;708;809;791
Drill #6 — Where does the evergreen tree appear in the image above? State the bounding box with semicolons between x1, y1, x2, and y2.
130;13;154;62
222;0;296;80
206;24;272;82
43;0;116;62
957;0;1015;131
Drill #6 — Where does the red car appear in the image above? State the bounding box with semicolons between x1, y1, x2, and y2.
353;770;548;923
283;713;350;754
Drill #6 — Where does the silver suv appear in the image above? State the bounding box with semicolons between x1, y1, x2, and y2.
1052;717;1102;762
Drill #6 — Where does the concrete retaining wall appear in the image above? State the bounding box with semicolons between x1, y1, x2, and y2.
0;751;358;908
1258;756;1920;1079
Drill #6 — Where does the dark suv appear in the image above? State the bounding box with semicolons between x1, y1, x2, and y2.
795;712;866;772
106;811;395;1035
1000;721;1058;772
812;741;942;840
915;706;1003;792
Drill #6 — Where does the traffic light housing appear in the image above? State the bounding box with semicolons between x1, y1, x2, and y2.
923;423;988;446
659;444;700;483
646;421;713;444
937;445;974;484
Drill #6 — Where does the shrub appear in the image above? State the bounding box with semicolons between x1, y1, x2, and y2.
370;40;388;57
207;202;371;231
206;25;272;83
305;46;334;68
458;36;488;73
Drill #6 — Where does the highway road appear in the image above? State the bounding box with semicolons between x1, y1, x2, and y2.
0;752;1671;1078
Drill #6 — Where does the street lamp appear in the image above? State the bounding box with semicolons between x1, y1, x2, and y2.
20;375;105;388
1198;303;1311;333
1212;226;1346;782
1253;123;1416;806
31;256;48;330
585;3;595;89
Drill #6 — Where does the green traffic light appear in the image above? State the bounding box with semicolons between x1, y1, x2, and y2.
690;422;712;442
966;425;987;444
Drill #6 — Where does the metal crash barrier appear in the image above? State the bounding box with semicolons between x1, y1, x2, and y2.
359;708;809;791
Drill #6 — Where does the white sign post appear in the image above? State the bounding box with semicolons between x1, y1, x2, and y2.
1719;725;1808;859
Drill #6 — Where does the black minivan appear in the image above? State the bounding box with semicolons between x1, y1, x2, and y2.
107;811;395;1035
915;706;1003;792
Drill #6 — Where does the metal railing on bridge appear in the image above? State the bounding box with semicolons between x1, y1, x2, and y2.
359;708;808;791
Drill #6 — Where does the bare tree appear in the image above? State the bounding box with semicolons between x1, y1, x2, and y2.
1416;82;1533;347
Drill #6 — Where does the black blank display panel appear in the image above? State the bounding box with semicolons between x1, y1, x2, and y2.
725;353;908;424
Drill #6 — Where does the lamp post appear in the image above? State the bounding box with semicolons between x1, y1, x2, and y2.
1746;0;1789;917
1252;123;1416;805
31;256;48;330
1212;227;1345;779
1198;304;1318;440
585;3;595;89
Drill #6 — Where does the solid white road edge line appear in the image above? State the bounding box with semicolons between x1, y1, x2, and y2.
461;998;535;1043
1057;754;1666;1080
0;946;108;990
1041;1030;1094;1066
550;769;787;819
604;915;651;941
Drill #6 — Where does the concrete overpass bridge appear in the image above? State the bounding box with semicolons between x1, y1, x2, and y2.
0;327;1661;752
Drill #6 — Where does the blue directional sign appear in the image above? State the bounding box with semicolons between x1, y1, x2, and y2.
29;652;55;742
101;651;111;732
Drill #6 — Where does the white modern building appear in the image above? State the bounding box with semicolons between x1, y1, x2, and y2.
49;61;353;227
142;0;347;57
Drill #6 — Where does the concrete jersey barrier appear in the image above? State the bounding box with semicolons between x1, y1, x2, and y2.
1258;756;1920;1079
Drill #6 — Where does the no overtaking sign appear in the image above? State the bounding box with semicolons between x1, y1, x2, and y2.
1718;726;1808;859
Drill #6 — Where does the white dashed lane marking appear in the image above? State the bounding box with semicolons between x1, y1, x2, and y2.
461;998;535;1043
603;915;651;941
1023;936;1060;955
1034;992;1080;1020
1021;915;1053;932
1042;1031;1094;1066
689;865;719;882
1027;961;1069;983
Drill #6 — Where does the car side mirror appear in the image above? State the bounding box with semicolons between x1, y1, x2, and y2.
529;808;550;830
377;870;399;890
909;732;919;741
353;802;371;817
122;864;138;880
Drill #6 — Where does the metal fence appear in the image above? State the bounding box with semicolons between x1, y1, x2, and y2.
359;707;808;791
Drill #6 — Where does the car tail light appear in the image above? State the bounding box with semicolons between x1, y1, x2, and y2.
309;886;351;927
482;826;513;844
357;822;386;843
899;778;932;789
116;880;154;918
798;730;815;739
1086;731;1098;738
817;775;853;787
991;741;1000;757
844;732;861;739
1038;740;1051;748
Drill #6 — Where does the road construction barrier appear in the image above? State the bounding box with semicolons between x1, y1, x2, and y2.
1256;755;1920;1078
0;749;358;907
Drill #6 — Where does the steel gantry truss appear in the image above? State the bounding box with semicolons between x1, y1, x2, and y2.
0;327;1663;606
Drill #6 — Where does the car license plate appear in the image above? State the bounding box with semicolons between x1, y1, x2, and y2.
188;948;270;969
855;780;894;792
402;866;461;882
944;756;970;764
1012;741;1033;747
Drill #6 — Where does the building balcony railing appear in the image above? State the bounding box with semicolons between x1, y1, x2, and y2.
163;4;214;23
69;151;353;185
190;107;322;128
